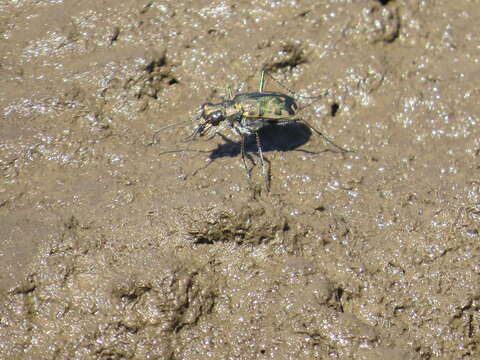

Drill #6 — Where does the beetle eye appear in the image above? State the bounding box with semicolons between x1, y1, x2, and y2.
208;111;223;126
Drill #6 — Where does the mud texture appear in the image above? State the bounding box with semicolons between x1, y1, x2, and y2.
1;0;480;359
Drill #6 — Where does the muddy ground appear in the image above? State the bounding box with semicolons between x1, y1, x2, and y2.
1;0;479;359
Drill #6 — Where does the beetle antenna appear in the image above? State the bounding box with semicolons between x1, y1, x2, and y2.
151;120;187;144
152;113;203;145
159;148;210;156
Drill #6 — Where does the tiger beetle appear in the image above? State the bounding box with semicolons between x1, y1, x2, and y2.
157;70;353;190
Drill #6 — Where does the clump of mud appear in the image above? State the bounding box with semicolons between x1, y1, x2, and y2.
188;202;291;246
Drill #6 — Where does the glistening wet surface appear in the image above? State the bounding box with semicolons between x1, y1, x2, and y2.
1;1;479;359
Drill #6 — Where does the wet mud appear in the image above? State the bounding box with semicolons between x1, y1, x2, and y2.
1;0;479;359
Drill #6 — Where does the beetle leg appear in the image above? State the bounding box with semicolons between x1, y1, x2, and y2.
255;131;270;191
276;118;355;153
300;118;355;153
226;86;234;100
241;135;251;179
259;70;266;92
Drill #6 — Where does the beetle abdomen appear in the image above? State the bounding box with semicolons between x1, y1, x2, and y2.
234;92;298;119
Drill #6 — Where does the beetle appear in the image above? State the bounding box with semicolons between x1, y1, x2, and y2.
156;70;353;189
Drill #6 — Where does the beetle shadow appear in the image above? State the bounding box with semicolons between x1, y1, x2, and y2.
208;122;322;160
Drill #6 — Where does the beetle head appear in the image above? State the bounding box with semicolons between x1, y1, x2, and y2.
201;103;225;126
186;103;226;141
192;103;225;137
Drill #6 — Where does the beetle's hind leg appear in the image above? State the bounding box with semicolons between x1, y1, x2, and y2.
277;118;354;153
